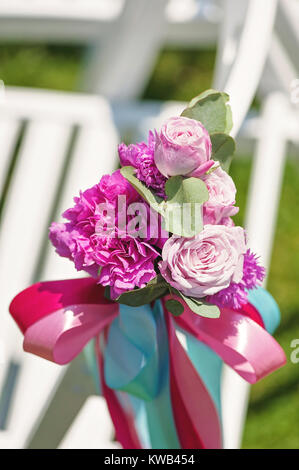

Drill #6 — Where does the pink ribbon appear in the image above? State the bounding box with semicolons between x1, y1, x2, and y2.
9;278;118;364
172;298;286;384
166;310;221;448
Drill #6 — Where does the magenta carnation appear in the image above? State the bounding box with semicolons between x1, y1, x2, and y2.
207;249;265;309
49;169;162;299
118;131;167;198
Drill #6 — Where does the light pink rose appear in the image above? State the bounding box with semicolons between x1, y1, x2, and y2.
154;116;214;178
202;166;239;225
159;224;246;298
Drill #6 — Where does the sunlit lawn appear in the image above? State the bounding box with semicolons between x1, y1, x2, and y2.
0;44;298;449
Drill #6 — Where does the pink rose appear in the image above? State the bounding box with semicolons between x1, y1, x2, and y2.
159;224;246;298
154;116;214;178
202;167;239;225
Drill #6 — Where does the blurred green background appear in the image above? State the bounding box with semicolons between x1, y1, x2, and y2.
1;43;299;449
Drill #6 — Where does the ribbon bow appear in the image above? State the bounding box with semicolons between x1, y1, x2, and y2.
9;278;286;449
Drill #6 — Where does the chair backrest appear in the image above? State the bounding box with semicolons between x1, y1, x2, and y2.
0;87;119;448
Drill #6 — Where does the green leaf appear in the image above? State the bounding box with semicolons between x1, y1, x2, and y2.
179;293;220;318
211;133;236;172
121;167;209;237
181;89;233;134
165;299;184;316
165;175;209;204
164;175;182;200
116;275;168;307
163;176;209;237
195;301;220;318
120;166;164;214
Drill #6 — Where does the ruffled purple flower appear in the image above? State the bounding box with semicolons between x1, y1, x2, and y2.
207;249;265;310
49;169;163;299
118;131;167;198
207;283;248;311
242;249;265;289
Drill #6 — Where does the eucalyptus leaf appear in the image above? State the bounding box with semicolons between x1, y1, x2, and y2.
181;89;233;134
163;202;204;238
179;293;220;318
116;275;168;307
195;301;220;318
211;133;235;172
165;299;184;316
165;176;209;205
120;166;164;214
163;176;209;237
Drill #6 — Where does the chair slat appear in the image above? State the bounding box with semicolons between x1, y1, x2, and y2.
0;119;72;447
42;102;119;281
223;0;278;136
1;355;66;449
0;0;123;19
0;118;20;197
0;120;72;318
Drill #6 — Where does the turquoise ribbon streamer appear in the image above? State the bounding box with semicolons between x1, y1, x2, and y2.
248;287;280;334
179;327;223;417
104;301;180;448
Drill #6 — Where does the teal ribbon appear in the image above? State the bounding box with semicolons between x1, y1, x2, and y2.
104;301;180;448
248;287;280;334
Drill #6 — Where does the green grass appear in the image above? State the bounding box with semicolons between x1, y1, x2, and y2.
143;48;217;100
0;43;298;448
0;44;84;91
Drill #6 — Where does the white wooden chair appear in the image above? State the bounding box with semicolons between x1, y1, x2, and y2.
0;87;119;448
0;0;293;450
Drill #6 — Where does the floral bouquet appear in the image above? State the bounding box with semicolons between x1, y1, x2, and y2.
9;90;286;449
